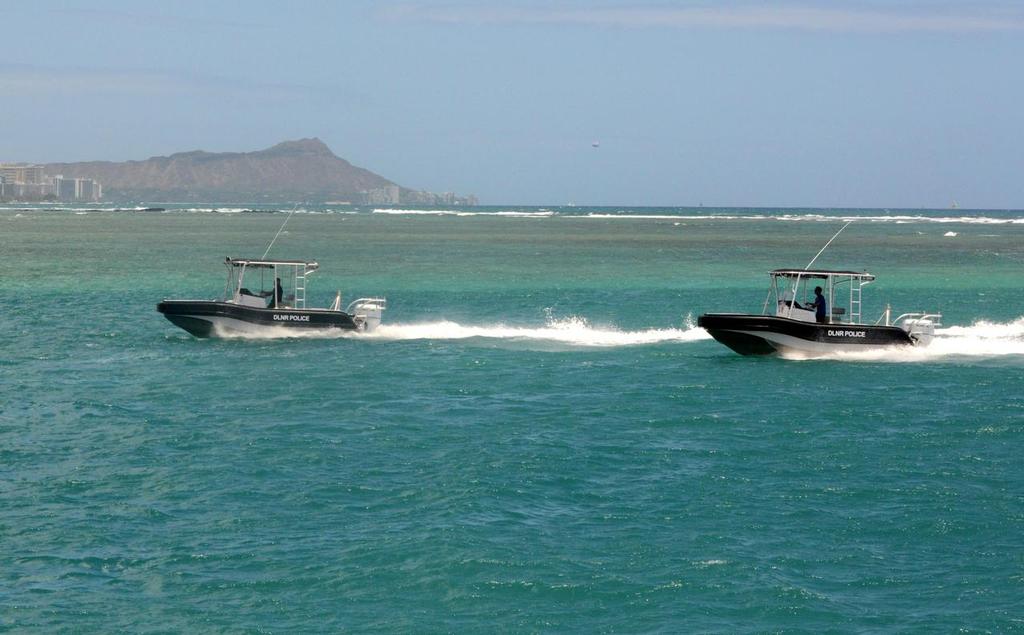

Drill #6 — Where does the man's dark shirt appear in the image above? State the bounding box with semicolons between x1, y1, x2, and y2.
812;293;827;321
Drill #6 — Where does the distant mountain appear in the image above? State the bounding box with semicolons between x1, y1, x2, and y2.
44;138;418;203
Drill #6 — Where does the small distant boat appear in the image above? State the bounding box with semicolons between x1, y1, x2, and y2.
698;268;941;356
157;257;385;338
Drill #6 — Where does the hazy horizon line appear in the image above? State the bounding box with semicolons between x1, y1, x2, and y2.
384;3;1024;33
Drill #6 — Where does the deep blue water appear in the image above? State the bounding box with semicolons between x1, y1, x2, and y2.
2;205;1023;631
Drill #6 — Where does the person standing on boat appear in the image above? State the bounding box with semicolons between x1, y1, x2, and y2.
273;277;283;308
811;286;828;324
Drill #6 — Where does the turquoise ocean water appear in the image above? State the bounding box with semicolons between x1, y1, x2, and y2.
2;204;1023;631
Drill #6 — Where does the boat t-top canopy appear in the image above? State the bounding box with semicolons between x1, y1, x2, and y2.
223;258;320;309
765;268;877;325
770;269;874;281
226;257;319;271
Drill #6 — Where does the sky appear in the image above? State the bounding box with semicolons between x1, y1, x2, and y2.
2;0;1022;208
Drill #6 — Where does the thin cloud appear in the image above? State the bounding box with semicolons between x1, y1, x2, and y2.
0;65;322;99
383;4;1024;33
0;67;186;96
51;8;269;30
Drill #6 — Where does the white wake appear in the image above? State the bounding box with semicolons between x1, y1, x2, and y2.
217;315;710;347
212;314;1024;361
365;316;709;346
812;317;1024;363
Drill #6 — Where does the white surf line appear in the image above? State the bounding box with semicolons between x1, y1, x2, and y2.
372;208;555;217
577;212;1024;224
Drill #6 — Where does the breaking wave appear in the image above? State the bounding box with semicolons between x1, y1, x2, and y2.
180;207;342;215
581;212;1024;224
6;205;1021;224
372;208;555;218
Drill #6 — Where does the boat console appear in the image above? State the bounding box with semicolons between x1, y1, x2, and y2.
776;295;817;322
234;287;270;308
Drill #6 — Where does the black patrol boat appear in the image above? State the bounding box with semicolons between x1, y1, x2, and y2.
698;223;941;357
698;268;941;357
157;257;386;338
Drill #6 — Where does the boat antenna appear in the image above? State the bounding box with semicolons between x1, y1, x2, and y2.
805;221;852;270
261;204;299;260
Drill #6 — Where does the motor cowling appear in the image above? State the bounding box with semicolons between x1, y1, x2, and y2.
900;317;938;346
348;298;387;332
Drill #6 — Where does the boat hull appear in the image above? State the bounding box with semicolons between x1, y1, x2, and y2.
697;313;914;356
157;300;361;338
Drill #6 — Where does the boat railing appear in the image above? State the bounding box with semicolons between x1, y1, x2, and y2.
876;307;943;328
892;312;943;345
346;297;387;314
892;312;943;327
875;304;892;326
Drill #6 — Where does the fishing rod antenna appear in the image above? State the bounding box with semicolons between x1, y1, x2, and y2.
261;203;300;260
805;220;852;270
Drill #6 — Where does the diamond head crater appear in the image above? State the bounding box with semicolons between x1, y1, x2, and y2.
42;138;476;205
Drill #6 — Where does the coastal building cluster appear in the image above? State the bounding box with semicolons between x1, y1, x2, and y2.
0;161;475;206
0;163;102;202
363;184;477;206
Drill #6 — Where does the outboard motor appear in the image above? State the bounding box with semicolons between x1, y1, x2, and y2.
899;313;941;346
347;298;387;332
